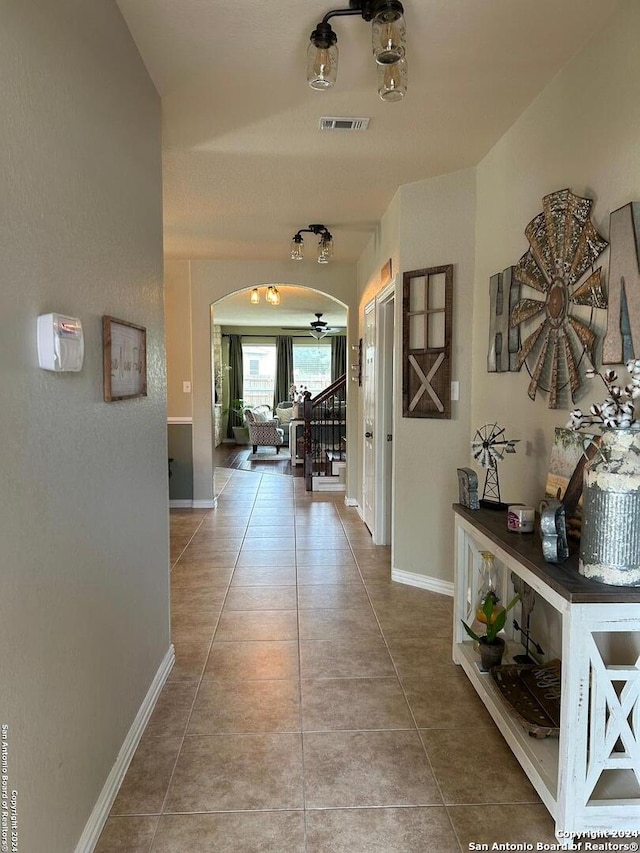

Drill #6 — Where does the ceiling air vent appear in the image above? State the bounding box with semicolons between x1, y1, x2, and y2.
319;117;370;131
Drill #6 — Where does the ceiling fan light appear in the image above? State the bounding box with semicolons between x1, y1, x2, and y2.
310;327;328;339
250;288;260;304
307;23;338;90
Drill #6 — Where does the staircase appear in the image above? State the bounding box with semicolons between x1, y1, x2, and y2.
302;374;346;492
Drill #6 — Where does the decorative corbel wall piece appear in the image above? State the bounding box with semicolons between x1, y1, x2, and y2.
402;265;453;419
509;188;608;409
487;266;520;372
603;202;640;364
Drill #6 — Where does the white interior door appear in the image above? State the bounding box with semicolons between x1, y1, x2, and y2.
374;286;395;546
362;301;376;532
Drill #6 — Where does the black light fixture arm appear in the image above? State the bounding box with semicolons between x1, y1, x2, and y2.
293;224;333;242
311;0;403;45
319;0;403;25
320;5;363;26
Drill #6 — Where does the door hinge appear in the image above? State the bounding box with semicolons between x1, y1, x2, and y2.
387;434;393;442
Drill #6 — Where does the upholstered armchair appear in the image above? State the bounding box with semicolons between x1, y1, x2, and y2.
244;407;284;454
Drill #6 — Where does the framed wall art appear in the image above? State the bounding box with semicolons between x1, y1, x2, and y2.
103;315;147;402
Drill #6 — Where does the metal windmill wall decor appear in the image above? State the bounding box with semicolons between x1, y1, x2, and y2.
491;189;609;409
471;423;519;506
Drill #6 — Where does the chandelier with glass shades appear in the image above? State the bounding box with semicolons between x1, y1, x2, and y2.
307;0;407;102
290;224;334;264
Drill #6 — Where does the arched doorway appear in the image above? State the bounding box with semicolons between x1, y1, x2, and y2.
211;284;349;487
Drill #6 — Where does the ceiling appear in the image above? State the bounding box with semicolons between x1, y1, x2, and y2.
212;285;347;329
116;0;619;265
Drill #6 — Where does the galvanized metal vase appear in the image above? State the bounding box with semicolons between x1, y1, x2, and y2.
580;428;640;586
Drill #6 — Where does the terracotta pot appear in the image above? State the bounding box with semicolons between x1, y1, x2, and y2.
478;636;505;672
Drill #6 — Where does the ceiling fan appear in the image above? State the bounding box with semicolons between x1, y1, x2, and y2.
282;313;343;339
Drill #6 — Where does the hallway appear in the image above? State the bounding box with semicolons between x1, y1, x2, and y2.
96;469;555;852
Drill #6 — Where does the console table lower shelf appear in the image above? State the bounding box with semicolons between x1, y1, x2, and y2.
453;504;640;840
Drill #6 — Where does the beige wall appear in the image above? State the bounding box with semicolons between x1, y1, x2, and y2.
164;259;193;419
357;170;476;583
472;0;640;507
0;3;168;851
181;260;358;503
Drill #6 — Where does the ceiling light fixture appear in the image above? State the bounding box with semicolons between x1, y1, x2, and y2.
307;0;407;102
250;286;281;305
266;286;281;305
290;224;334;264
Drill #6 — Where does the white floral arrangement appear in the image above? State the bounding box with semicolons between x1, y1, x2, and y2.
289;384;308;403
567;361;640;431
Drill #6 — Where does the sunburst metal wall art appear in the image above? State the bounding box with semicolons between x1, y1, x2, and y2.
510;189;609;409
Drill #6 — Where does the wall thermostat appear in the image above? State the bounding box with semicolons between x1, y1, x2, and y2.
37;313;84;372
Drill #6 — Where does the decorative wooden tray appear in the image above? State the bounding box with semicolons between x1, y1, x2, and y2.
490;660;561;739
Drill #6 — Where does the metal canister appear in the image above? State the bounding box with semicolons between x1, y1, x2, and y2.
580;429;640;586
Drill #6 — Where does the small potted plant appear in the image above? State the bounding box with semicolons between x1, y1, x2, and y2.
461;591;520;671
223;398;249;444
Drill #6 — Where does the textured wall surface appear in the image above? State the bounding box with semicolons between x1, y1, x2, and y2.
357;170;476;582
0;2;168;850
472;0;640;508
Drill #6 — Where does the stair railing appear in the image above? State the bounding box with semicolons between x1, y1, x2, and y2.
302;374;347;491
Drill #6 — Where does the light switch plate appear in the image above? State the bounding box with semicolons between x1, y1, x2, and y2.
451;380;459;401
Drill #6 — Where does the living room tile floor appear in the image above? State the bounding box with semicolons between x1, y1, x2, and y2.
96;468;558;852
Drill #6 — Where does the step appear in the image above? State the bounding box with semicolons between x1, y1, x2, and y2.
312;475;346;493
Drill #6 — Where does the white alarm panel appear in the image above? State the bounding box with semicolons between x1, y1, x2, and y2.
37;313;84;372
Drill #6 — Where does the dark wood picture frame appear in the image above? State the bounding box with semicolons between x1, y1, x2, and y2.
402;264;453;419
103;315;147;402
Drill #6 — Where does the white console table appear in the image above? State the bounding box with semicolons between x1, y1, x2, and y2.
453;504;640;840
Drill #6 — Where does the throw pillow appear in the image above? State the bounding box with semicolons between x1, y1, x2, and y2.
251;404;272;423
276;406;294;424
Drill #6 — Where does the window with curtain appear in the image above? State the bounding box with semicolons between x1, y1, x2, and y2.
241;343;276;407
292;342;331;395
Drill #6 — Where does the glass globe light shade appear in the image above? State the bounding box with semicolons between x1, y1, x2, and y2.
307;30;338;90
372;11;406;65
378;56;407;102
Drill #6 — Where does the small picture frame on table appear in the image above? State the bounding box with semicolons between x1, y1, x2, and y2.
103;316;147;402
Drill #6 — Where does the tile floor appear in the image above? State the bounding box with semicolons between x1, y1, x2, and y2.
96;468;557;852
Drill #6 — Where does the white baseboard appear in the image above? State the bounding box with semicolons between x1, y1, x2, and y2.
344;496;358;507
169;499;193;508
391;568;454;597
192;499;215;509
74;645;175;853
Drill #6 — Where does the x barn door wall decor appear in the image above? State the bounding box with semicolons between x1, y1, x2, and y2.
402;264;453;419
